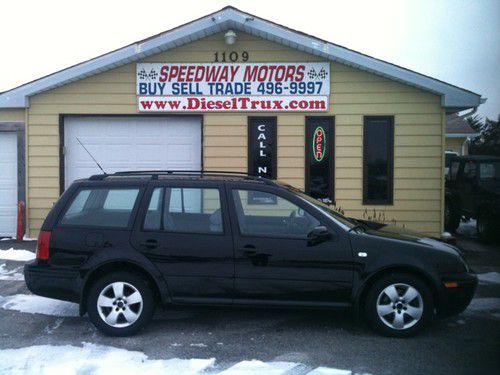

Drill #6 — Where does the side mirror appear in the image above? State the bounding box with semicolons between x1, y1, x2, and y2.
307;225;331;246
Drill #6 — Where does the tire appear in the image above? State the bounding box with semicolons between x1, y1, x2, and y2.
365;273;434;337
86;271;155;336
444;201;460;232
477;213;496;243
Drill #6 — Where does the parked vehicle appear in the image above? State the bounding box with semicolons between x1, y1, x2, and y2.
25;171;477;337
445;156;500;240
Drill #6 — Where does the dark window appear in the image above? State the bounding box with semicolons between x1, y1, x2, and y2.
143;187;223;234
305;117;335;204
60;188;140;228
363;116;394;204
232;189;320;239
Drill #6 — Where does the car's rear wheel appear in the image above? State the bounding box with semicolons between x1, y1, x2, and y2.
87;272;154;336
365;273;434;337
477;212;495;242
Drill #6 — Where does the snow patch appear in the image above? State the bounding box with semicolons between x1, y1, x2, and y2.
0;263;24;281
23;235;37;241
478;272;500;285
0;294;79;317
467;298;500;312
0;248;35;261
307;367;353;375
0;342;215;375
218;360;298;375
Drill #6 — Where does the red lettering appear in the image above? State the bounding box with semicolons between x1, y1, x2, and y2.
159;66;168;82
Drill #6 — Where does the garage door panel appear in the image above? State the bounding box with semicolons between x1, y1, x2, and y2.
64;116;201;188
0;132;17;236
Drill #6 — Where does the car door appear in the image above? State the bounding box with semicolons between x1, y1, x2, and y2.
130;180;234;303
459;160;478;215
226;182;353;305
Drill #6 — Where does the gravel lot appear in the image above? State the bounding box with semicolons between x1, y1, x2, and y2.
1;223;499;374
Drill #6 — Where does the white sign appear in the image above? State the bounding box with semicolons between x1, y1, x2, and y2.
138;96;329;112
136;62;330;112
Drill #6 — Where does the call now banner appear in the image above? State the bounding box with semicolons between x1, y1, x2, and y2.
138;96;329;112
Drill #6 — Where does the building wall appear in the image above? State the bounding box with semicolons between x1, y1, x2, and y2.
0;108;25;122
9;32;444;237
446;137;468;155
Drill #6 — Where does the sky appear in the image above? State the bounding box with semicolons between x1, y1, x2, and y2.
1;0;499;119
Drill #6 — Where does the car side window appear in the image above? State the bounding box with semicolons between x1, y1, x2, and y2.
463;161;477;180
60;188;140;228
232;189;320;239
143;187;223;234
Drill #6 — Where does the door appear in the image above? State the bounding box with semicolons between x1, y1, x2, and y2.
64;116;201;188
227;184;353;305
0;132;18;237
131;181;234;302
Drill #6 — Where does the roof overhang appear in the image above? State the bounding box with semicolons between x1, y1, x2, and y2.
0;6;483;109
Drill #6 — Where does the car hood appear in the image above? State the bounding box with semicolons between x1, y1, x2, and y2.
354;219;461;256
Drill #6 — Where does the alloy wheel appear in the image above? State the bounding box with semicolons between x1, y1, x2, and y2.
97;281;143;328
376;283;423;330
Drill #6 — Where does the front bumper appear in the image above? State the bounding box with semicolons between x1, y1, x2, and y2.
24;260;81;303
437;272;478;318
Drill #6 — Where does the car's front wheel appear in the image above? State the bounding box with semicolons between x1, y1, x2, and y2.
365;273;434;337
87;272;155;336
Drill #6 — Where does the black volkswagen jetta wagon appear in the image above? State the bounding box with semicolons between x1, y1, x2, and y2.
25;171;477;337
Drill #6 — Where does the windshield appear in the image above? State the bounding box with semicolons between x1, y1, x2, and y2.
479;161;500;182
280;184;356;229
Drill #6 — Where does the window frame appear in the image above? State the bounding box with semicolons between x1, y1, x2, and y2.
363;116;394;205
140;185;226;236
229;187;323;241
57;185;144;230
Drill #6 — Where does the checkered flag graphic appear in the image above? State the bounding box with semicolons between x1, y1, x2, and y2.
137;68;158;81
307;67;328;80
148;69;158;80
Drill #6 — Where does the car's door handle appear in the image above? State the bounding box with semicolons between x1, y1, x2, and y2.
140;239;159;249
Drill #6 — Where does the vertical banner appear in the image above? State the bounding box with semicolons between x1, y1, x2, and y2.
248;117;277;204
305;117;335;203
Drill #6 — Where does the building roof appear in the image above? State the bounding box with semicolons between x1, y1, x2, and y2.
446;113;480;138
0;6;483;111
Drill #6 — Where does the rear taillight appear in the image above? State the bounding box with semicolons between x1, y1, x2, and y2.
36;231;51;260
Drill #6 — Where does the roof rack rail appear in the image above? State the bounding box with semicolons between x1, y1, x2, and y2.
88;170;277;185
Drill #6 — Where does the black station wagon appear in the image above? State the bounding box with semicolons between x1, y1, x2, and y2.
25;171;477;337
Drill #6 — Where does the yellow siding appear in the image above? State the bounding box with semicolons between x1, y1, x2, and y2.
0;108;25;122
26;32;444;236
445;137;468;155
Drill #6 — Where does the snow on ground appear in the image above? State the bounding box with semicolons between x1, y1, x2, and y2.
0;342;363;375
466;298;500;314
0;248;35;261
0;294;79;317
0;263;24;281
23;235;37;241
0;342;215;375
477;272;500;285
218;360;298;375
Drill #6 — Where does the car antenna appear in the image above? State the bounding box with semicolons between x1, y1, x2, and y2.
76;137;107;174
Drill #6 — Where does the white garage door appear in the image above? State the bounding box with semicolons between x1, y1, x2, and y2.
64;116;201;188
0;132;18;237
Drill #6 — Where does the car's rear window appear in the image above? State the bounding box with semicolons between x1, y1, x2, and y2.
60;187;140;228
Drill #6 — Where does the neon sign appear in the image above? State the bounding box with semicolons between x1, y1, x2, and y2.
313;126;326;162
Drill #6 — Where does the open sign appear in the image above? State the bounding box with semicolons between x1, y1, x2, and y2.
313;126;326;162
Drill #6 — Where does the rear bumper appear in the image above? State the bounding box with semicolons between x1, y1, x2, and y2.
24;260;81;303
437;272;478;318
